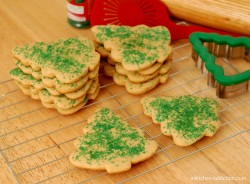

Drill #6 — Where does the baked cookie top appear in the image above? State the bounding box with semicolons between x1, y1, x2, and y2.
12;37;100;83
141;96;221;146
92;25;172;71
69;108;158;173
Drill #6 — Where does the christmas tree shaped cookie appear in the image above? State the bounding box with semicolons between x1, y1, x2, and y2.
69;108;158;173
92;25;172;71
141;96;221;146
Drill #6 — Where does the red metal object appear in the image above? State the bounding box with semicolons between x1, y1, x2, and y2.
90;0;238;40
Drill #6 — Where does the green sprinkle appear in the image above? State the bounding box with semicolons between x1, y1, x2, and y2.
145;96;219;140
10;68;36;82
73;108;147;163
10;68;23;76
93;25;171;68
12;37;98;78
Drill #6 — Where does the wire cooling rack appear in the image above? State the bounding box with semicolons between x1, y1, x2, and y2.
0;40;249;184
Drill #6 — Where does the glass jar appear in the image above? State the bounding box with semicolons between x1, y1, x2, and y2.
67;0;95;28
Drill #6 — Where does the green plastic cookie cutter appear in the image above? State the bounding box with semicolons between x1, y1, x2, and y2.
189;32;250;98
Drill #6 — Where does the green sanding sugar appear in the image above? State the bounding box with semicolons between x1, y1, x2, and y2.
95;26;132;41
93;25;171;67
12;37;98;76
122;50;146;65
10;68;36;81
149;96;219;140
73;108;146;163
10;68;24;76
41;89;51;97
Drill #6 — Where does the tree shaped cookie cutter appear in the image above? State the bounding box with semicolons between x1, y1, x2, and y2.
190;32;250;98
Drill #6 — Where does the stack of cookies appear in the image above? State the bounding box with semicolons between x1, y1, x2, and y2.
92;25;173;95
10;37;100;115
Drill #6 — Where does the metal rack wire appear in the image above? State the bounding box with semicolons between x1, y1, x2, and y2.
0;41;249;184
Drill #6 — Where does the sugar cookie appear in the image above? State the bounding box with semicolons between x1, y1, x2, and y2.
69;108;158;173
141;96;221;146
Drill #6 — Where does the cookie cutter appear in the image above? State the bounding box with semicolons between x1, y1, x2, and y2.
190;32;250;98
